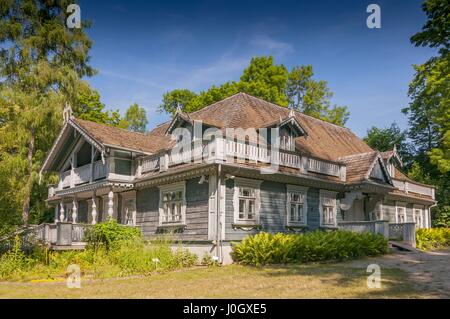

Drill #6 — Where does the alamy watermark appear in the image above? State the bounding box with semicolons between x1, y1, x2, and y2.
366;4;381;29
366;264;381;289
66;4;81;29
66;264;81;288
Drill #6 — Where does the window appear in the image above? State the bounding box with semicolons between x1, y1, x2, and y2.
413;205;423;228
320;190;337;227
158;182;186;225
396;202;406;223
286;185;308;226
121;191;136;226
279;128;295;151
233;178;262;225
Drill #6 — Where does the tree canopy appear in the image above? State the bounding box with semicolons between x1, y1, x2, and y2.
159;56;349;126
363;123;412;165
124;103;148;133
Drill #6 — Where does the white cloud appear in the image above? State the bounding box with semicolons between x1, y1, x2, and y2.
249;35;295;56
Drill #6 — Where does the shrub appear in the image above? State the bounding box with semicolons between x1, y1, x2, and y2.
416;228;450;251
231;231;388;266
85;220;142;249
0;236;35;279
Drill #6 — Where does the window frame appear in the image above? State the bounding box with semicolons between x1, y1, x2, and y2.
413;204;424;229
286;185;308;226
158;181;186;226
121;191;137;226
233;178;262;226
395;201;407;223
319;190;337;227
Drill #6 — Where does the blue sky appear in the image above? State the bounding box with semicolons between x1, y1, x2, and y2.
79;0;436;137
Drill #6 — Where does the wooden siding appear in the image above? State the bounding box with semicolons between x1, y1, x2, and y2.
306;188;320;230
136;177;209;241
382;200;397;222
224;179;324;240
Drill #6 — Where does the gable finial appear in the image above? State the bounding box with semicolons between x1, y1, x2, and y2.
289;107;295;118
63;102;73;124
393;144;397;153
176;102;182;114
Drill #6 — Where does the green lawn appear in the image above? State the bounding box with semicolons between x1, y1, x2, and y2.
0;263;425;299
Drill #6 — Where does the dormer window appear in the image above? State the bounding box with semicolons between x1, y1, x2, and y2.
280;128;295;151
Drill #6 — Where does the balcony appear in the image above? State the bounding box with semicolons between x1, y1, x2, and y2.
139;138;346;180
50;160;107;197
392;179;435;199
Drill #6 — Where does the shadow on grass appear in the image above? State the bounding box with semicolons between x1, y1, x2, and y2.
232;260;422;298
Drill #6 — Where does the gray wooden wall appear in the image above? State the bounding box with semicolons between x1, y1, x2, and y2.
136;177;209;241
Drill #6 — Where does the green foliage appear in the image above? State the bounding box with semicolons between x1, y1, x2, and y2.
231;231;388;266
416;228;450;251
124;103;148;132
410;0;449;52
85;220;142;250
403;0;450;225
159;56;349;125
0;0;95;227
286;65;349;125
0;233;197;280
74;89;127;128
363;123;412;165
0;236;34;278
201;253;219;267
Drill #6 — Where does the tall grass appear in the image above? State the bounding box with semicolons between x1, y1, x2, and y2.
416;228;450;251
0;222;197;281
232;231;389;266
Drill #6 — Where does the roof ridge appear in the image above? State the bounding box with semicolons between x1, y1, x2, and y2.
73;117;149;136
338;151;378;160
189;92;245;116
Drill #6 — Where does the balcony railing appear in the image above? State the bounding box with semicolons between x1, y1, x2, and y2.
51;160;107;196
392;179;435;199
140;138;344;179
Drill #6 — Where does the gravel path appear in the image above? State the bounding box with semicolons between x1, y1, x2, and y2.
349;248;450;298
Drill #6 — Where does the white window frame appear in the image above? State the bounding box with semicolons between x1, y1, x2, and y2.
320;190;337;227
395;201;407;223
413;204;424;229
233;178;262;225
286;185;308;226
158;181;186;226
121;191;137;226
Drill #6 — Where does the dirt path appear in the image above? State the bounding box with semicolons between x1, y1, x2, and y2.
348;248;450;298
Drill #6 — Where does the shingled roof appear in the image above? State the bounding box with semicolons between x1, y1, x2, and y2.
338;151;380;183
73;118;172;154
145;93;373;161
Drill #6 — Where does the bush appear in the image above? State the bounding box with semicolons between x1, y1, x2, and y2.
416;228;450;251
85;220;142;249
0;226;198;281
0;236;35;278
231;231;388;266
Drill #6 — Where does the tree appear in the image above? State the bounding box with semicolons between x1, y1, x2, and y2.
286;65;349;125
404;0;450;226
75;89;128;128
159;89;198;115
363;123;412;165
239;56;289;106
124;103;148;133
0;0;94;226
159;56;349;125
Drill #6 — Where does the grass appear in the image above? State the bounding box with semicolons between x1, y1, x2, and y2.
0;262;425;299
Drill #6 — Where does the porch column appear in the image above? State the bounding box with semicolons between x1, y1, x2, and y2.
91;196;97;225
54;205;59;223
72;197;78;223
59;201;65;222
107;188;114;220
